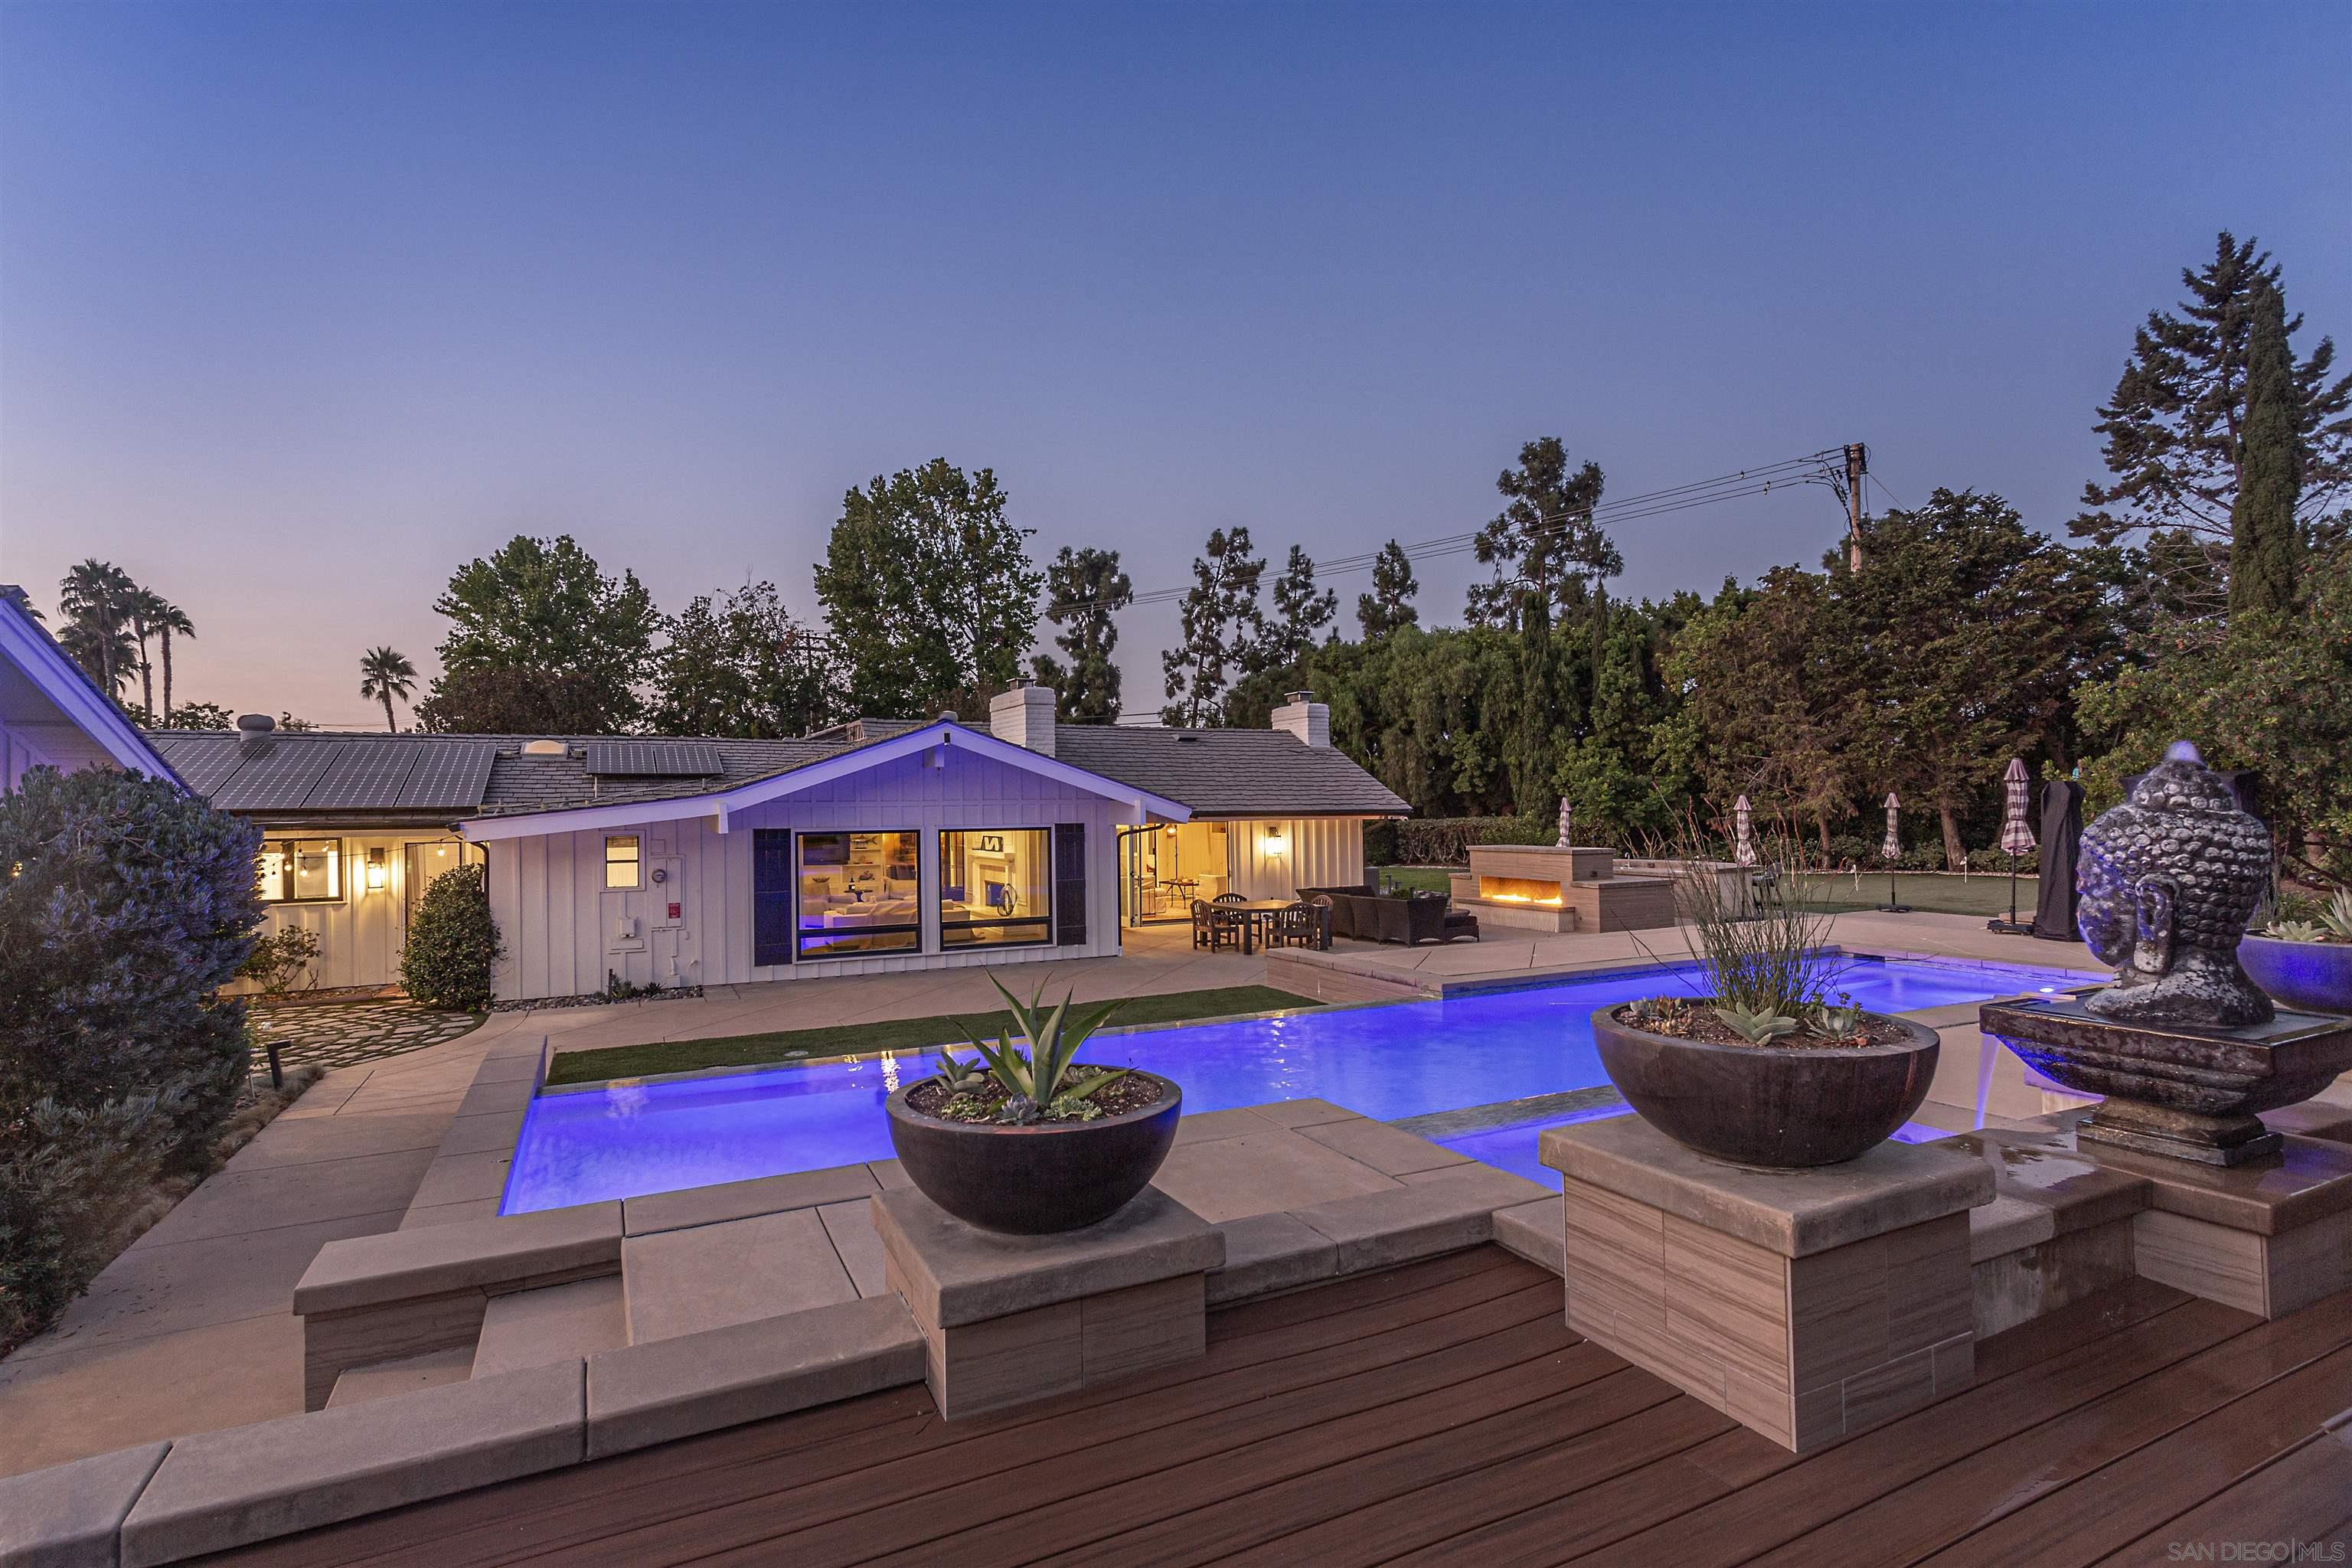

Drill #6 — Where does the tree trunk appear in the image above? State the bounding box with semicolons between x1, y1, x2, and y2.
382;692;397;733
160;630;174;720
1939;802;1965;871
1817;812;1831;863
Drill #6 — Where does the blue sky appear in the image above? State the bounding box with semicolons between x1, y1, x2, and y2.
2;1;2346;724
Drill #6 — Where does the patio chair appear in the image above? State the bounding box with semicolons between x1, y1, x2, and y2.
1272;900;1319;949
1192;898;1241;952
1213;892;1246;905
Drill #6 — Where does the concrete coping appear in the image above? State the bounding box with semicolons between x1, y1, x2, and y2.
871;1184;1224;1328
117;1360;584;1568
1540;1114;1994;1257
2051;1129;2352;1237
0;1440;169;1568
294;1200;622;1315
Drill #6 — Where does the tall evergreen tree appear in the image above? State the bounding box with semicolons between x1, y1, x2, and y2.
1512;590;1560;814
2074;232;2349;612
813;459;1042;718
2230;278;2306;619
1160;527;1266;727
1028;547;1132;723
1263;546;1338;670
1467;438;1621;629
1355;539;1419;639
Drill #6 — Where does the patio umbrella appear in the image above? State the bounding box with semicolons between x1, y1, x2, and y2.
1732;795;1756;867
1988;759;2037;935
1556;795;1572;850
1877;792;1911;913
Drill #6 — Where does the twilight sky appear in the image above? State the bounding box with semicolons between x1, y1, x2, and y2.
2;1;2346;727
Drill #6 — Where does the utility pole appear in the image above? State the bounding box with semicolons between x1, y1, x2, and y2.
1844;443;1868;572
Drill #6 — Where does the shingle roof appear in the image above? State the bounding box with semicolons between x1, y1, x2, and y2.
1052;725;1410;817
145;720;1410;823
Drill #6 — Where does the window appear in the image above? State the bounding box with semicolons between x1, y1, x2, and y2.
939;828;1051;948
604;835;641;889
257;838;343;903
795;831;920;959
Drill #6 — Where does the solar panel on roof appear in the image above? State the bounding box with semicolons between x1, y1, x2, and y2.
211;740;347;811
160;737;247;800
305;743;423;809
583;740;725;776
396;743;497;808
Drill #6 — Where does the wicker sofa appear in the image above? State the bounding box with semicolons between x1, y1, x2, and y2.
1298;885;1479;946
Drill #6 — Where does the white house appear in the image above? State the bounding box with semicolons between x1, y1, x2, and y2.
147;689;1409;1002
1;586;181;790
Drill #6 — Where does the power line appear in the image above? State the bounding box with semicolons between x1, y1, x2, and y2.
1047;446;1853;616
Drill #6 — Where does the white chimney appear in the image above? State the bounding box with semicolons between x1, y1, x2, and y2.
988;681;1057;756
1271;689;1329;748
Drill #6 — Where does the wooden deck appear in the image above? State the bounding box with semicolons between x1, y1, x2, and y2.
207;1246;2352;1566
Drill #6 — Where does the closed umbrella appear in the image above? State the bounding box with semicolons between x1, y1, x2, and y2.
1988;759;2037;935
1732;795;1756;867
1877;791;1911;913
1556;795;1572;850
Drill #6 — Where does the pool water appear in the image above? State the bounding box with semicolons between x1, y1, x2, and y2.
501;956;2096;1214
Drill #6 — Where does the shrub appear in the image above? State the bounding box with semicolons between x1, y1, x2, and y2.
0;766;263;1171
1372;813;1555;866
401;864;503;1010
0;1089;182;1349
237;926;322;995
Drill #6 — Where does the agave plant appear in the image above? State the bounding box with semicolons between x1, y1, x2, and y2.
2266;890;2352;944
2269;920;2328;944
1713;1004;1801;1044
937;976;1129;1125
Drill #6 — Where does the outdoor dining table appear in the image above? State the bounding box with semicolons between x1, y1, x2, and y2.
1223;897;1302;956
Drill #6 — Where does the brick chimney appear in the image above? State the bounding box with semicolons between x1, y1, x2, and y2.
1270;689;1329;748
988;680;1057;756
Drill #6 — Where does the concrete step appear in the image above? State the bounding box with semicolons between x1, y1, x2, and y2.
472;1277;628;1377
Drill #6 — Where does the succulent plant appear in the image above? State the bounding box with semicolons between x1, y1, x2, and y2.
1713;1004;1801;1044
2323;889;2352;941
2267;920;2328;944
927;1049;990;1096
946;975;1129;1125
1812;996;1864;1037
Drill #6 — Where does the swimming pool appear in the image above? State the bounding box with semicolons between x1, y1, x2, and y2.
500;956;2097;1214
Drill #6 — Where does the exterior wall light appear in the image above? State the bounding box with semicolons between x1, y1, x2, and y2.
366;848;387;891
1263;827;1288;858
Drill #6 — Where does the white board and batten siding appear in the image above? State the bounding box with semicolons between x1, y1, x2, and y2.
1224;816;1368;900
485;745;1130;1002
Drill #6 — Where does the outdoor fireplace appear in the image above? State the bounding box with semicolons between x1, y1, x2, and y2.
1452;843;1677;933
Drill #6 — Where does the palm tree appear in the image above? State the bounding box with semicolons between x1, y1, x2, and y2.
358;646;418;732
1;585;43;622
122;588;168;720
150;599;194;722
59;560;137;697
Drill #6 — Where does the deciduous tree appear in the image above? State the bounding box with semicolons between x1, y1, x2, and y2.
416;535;657;733
649;580;838;738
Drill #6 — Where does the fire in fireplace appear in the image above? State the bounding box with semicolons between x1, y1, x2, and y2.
1477;874;1566;907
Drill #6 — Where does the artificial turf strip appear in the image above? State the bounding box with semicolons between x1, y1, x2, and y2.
541;983;1319;1087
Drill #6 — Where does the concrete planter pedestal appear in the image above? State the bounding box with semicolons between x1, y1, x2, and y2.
1541;1115;1992;1453
871;1184;1223;1419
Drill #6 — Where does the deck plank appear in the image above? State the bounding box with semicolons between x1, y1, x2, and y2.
1744;1292;2352;1568
187;1253;2352;1568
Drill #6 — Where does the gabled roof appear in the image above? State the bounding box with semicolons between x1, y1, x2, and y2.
1;588;183;786
458;720;1194;842
145;714;1412;828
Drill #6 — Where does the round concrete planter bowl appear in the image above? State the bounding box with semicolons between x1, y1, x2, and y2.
885;1072;1184;1234
1592;1008;1940;1168
2238;934;2352;1017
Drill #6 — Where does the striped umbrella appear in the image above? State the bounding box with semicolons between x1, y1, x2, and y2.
1732;795;1756;867
1556;795;1572;850
1881;792;1903;861
1998;759;2037;854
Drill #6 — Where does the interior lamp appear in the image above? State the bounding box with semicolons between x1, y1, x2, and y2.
365;848;387;891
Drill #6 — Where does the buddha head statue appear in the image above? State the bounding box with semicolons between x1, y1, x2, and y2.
2076;741;2274;1027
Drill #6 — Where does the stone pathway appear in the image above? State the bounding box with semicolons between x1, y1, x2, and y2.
249;1001;483;1075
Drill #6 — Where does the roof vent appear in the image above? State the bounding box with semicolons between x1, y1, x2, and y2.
236;714;275;734
937;710;958;724
521;739;567;757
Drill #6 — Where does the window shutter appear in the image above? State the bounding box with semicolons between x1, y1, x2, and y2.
753;830;794;967
1054;823;1086;946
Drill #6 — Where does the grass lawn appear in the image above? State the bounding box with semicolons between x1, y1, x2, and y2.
542;983;1318;1087
1376;864;2037;919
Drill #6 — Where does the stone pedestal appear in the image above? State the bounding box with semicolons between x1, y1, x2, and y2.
870;1184;1223;1419
1540;1116;1992;1453
1981;996;2352;1167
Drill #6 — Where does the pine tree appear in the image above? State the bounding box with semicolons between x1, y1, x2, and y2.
2229;279;2305;619
1160;528;1266;727
2074;232;2349;612
1356;540;1419;638
1467;438;1620;629
1028;547;1132;723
